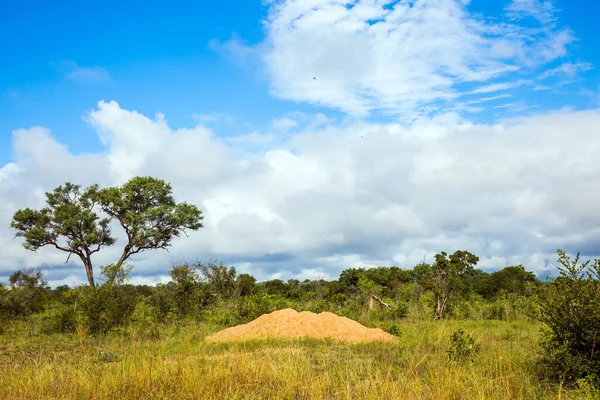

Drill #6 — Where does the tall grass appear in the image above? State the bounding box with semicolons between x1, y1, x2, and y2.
0;320;597;399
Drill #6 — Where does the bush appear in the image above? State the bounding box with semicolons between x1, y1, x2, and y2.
36;303;77;334
384;323;401;336
232;294;290;324
76;285;140;334
447;328;480;363
129;298;161;339
537;249;600;385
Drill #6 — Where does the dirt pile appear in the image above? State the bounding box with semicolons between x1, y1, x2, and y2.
205;308;397;343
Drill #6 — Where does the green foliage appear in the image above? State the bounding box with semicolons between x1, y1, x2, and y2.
2;268;49;318
100;263;134;286
384;323;401;336
32;303;77;334
129;298;161;339
491;265;539;296
310;299;329;313
197;260;237;299
339;266;413;298
461;269;494;299
10;183;114;287
75;285;140;334
89;176;204;285
235;274;257;296
263;279;288;296
169;262;214;318
447;328;480;363
418;250;480;320
10;177;203;287
537;249;600;385
232;294;290;324
146;283;177;322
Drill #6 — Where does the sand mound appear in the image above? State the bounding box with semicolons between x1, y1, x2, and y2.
205;308;396;343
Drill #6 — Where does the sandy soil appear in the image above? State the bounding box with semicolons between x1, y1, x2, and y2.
205;308;397;343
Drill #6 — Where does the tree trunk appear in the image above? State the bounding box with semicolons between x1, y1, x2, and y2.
83;260;95;288
110;246;132;284
435;294;446;320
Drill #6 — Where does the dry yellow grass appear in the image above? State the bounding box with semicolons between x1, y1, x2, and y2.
0;319;596;399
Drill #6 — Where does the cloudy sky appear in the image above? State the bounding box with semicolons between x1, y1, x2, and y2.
1;0;600;287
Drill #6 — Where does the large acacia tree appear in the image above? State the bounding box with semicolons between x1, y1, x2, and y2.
10;176;203;287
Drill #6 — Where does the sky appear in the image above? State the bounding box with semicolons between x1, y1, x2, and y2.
1;0;600;287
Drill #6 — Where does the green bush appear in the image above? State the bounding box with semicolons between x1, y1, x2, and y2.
384;323;401;336
447;328;480;363
537;249;600;385
129;298;161;339
310;299;329;313
231;294;290;324
76;285;140;334
36;303;77;334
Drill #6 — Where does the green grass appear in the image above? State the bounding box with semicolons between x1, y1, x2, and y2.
0;320;597;399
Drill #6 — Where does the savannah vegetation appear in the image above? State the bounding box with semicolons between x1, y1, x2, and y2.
1;177;599;399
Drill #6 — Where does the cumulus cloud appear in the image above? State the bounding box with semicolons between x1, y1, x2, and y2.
223;0;577;118
2;101;600;285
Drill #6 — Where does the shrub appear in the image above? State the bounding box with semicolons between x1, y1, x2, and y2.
537;249;600;385
231;294;290;324
384;323;401;336
129;298;161;339
447;328;480;363
76;285;140;334
37;303;77;334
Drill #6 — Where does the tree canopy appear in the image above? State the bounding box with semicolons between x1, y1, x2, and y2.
11;176;203;287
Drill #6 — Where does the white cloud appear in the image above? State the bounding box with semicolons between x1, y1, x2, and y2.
57;60;111;83
505;0;558;25
467;80;533;95
272;117;299;131
539;62;593;79
2;102;600;286
215;0;578;119
466;94;513;105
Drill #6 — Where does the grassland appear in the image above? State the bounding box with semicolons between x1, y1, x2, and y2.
0;319;597;399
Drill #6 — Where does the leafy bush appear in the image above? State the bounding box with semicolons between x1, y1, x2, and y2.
36;303;77;334
447;328;480;363
232;294;290;324
3;269;49;319
129;298;161;339
310;299;329;313
76;285;140;334
537;249;600;385
384;323;401;336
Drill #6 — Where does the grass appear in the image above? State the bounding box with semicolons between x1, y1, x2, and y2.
0;319;597;399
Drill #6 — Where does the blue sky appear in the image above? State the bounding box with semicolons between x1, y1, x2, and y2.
2;0;599;165
2;0;600;286
0;0;335;163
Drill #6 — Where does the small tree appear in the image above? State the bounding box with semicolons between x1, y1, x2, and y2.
197;261;237;299
537;249;600;384
11;176;203;287
235;274;257;297
418;250;479;320
5;268;49;318
169;262;213;317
